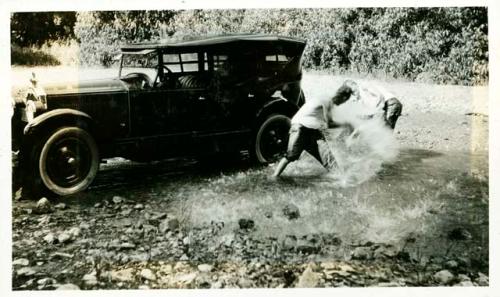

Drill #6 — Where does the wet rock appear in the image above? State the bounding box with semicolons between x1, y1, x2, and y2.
434;270;454;285
56;283;80;290
352;246;372;260
197;264;213;273
112;196;124;204
111;268;135;282
238;219;255;230
13;258;29;266
296;265;320;288
17;267;37;276
54;203;67;210
475;272;488;286
43;233;57;244
448;227;472;241
35;198;52;214
283;204;300;220
140;268;156;281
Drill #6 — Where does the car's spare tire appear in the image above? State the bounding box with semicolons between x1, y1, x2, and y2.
34;126;99;196
252;114;291;164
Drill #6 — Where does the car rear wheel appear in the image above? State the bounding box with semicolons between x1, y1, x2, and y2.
252;114;291;164
34;127;99;196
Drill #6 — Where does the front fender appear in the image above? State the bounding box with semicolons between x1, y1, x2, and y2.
23;108;93;136
256;94;299;120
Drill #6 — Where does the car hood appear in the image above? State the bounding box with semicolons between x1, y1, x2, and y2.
43;78;128;96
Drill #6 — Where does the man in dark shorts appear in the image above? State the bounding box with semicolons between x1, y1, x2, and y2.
272;79;402;178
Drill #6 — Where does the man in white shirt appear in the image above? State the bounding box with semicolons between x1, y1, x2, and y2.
272;79;402;178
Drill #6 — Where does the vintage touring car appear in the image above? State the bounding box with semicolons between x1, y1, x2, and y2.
12;34;307;196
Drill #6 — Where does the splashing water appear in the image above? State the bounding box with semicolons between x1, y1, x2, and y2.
322;100;400;187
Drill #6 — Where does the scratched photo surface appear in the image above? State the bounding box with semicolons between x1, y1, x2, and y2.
9;7;489;290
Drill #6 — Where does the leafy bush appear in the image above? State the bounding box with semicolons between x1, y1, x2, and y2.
71;7;488;85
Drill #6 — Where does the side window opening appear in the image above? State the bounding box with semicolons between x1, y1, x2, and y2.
161;52;208;89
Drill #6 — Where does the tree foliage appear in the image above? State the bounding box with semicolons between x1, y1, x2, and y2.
11;12;76;46
13;8;488;85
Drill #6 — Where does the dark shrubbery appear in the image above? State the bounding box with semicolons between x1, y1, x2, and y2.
13;8;488;85
11;45;60;66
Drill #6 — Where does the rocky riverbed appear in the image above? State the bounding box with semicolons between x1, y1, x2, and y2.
10;70;489;290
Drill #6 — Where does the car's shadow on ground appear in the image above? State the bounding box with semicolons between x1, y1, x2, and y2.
14;148;446;206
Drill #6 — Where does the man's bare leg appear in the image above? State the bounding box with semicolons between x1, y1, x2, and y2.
272;157;291;177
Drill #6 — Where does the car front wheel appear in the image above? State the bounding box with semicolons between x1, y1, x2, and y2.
252;114;291;164
35;126;99;196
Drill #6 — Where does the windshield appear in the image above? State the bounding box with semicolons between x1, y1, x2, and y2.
119;50;158;80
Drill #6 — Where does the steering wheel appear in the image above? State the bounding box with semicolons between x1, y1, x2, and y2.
121;72;152;89
153;65;174;88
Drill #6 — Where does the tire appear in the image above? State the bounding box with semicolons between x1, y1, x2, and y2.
252;114;291;164
33;127;99;196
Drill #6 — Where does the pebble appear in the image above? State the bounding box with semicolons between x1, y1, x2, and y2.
58;232;72;244
112;196;124;204
56;283;80;290
175;272;198;284
37;278;56;286
296;265;320;288
434;269;454;285
54;203;67;210
134;203;145;210
35;198;52;214
283;203;300;220
82;273;98;286
43;233;56;244
475;272;488;286
17;267;37;276
282;235;297;251
198;264;213;273
111;268;135;282
12;258;29;266
445;260;459;269
140;268;157;281
352;246;372;260
238;219;255;230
